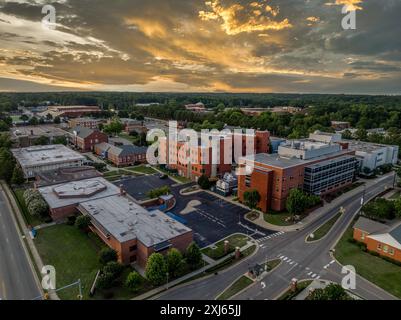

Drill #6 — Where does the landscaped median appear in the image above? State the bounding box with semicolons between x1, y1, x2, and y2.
277;280;313;300
216;259;281;300
306;210;343;242
334;226;401;299
201;234;252;260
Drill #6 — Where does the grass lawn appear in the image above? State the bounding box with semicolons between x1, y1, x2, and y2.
278;280;313;300
125;165;157;175
335;227;401;299
13;188;43;227
263;259;281;271
92;267;153;300
34;224;106;300
156;166;191;184
217;276;253;300
245;211;260;221
202;234;250;260
307;211;342;242
264;211;295;226
390;191;400;200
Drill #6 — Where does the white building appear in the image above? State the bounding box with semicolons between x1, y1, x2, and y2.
12;145;85;178
345;140;399;171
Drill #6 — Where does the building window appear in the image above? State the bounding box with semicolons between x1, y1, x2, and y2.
377;243;382;251
129;245;137;252
383;245;389;253
389;248;395;256
130;255;137;262
361;232;365;240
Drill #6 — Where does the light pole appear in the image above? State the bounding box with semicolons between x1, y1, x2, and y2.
166;272;169;290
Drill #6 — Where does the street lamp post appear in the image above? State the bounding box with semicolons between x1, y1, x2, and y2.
166;272;169;290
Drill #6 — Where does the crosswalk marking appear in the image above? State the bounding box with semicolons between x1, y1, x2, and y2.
256;231;285;243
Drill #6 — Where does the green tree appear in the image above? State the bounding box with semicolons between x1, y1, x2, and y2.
27;198;48;217
394;198;401;218
243;189;261;209
28;117;39;126
75;215;91;231
99;248;118;265
166;248;184;278
0;120;10;132
20;114;29;122
102;261;124;278
197;175;211;190
53;116;61;124
308;284;352;300
185;242;202;270
145;253;168;286
11;166;25;185
52;136;67;145
125;271;143;292
0;148;15;182
96;272;116;290
286;189;307;216
104;118;124;135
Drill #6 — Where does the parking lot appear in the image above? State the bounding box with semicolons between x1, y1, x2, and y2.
116;174;176;201
170;190;273;247
117;176;274;247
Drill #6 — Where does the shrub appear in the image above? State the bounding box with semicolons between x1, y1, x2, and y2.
96;272;116;290
27;198;48;217
185;242;202;270
23;189;42;206
197;175;211;190
66;216;76;226
145;253;168;286
147;186;171;199
99;248;118;265
75;215;91;231
166;248;185;278
103;261;124;278
125;271;143;292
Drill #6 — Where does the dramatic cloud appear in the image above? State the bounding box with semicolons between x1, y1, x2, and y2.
0;0;400;93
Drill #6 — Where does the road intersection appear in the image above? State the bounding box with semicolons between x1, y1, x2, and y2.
156;173;398;301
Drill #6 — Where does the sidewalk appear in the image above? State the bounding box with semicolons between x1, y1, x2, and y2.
258;174;396;232
133;238;258;300
0;181;59;300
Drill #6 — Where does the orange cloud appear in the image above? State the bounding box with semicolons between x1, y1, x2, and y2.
326;0;364;11
199;0;291;35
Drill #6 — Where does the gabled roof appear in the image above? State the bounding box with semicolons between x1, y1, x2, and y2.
70;126;95;139
108;145;147;157
389;223;401;245
353;217;389;234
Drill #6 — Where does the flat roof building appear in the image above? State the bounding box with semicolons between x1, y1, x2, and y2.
344;140;399;172
37;176;193;266
10;125;69;147
238;144;356;212
12;145;86;178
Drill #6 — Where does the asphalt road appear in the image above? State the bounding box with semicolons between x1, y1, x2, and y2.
0;187;41;300
156;173;398;300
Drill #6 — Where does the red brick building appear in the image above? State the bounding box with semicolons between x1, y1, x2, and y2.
69;127;108;152
238;141;356;212
38;177;193;267
353;217;401;263
42;105;101;118
159;130;270;181
68;118;102;129
94;143;147;167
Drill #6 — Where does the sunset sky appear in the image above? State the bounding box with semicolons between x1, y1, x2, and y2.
0;0;400;93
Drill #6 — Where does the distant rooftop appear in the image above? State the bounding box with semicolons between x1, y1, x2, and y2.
12;145;85;168
10;125;68;138
38;177;120;209
345;140;399;153
242;149;353;169
79;195;192;245
36;166;101;187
